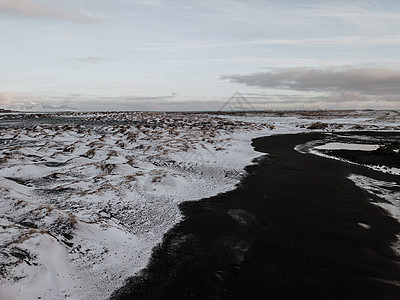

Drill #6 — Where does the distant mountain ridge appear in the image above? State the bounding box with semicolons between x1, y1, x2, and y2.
8;102;77;112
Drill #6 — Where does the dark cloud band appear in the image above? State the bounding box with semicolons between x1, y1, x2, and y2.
222;66;400;96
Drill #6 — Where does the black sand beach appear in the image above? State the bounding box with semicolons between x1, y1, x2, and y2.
111;132;400;300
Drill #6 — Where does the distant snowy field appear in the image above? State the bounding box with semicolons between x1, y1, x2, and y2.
0;110;399;300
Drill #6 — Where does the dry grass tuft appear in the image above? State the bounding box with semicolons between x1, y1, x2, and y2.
99;163;116;174
83;148;96;159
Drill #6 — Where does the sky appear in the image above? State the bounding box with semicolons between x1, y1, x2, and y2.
1;0;400;111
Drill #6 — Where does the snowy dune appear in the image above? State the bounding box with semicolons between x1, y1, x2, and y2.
0;110;399;300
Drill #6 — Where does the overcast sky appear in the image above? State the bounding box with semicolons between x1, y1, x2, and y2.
1;0;400;111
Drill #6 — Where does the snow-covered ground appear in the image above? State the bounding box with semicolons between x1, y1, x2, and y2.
0;110;399;300
349;174;400;254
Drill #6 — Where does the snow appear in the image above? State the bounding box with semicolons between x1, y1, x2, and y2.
0;112;271;300
314;142;380;151
349;174;400;254
1;234;74;300
358;223;371;229
0;110;399;299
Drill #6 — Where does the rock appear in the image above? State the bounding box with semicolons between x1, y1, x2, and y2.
307;122;328;130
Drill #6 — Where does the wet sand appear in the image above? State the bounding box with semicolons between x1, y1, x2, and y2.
111;132;400;300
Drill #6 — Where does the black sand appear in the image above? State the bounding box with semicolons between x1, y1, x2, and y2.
111;132;400;300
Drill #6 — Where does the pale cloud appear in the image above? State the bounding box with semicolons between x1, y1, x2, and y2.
295;2;400;31
68;56;112;64
113;42;234;53
0;91;18;105
114;35;400;55
0;0;96;23
164;58;317;66
124;0;164;8
249;35;400;47
321;91;379;103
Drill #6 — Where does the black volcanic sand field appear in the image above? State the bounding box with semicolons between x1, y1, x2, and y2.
111;132;400;300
